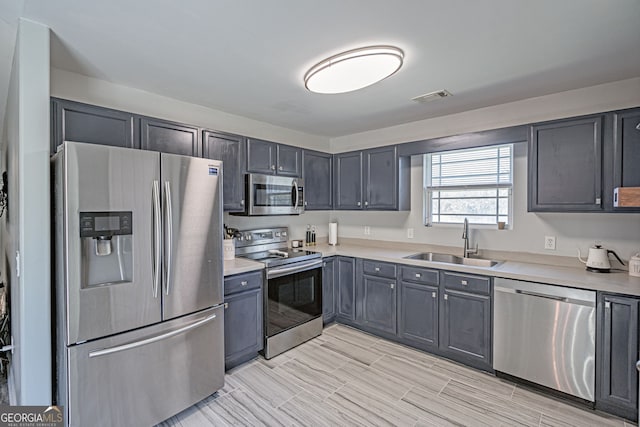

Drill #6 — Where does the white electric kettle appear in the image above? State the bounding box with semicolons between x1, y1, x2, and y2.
578;244;625;273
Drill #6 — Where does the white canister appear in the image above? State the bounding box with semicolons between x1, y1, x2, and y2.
223;239;235;260
629;253;640;278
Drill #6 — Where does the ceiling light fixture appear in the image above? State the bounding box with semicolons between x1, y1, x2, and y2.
304;45;404;94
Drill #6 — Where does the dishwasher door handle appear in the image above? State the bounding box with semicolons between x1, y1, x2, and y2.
515;289;568;302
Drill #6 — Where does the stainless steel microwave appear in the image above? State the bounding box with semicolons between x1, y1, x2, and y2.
232;173;304;216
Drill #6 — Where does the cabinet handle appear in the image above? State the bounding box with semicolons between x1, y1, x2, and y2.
595;197;601;205
279;166;283;171
305;201;308;206
375;267;380;272
415;273;421;278
461;280;468;285
241;281;248;286
271;165;276;170
323;262;327;267
240;199;244;206
444;294;448;301
432;292;436;298
390;283;395;289
636;360;640;372
635;122;640;131
604;301;610;309
364;201;369;206
357;201;361;207
224;303;229;309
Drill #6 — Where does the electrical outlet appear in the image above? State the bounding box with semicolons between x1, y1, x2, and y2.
407;228;414;239
544;236;556;250
364;226;370;235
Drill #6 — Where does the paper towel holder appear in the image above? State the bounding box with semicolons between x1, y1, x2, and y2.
328;222;338;246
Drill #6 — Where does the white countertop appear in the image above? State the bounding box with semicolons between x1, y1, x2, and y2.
223;257;264;277
310;242;640;296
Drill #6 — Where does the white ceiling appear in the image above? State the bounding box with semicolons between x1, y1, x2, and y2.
3;0;640;137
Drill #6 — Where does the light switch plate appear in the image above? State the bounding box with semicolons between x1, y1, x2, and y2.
407;228;414;239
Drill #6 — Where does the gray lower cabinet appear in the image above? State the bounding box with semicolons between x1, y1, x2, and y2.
303;149;332;210
528;115;604;212
440;271;492;370
322;257;336;323
399;266;440;350
223;271;263;370
140;117;200;156
596;293;639;421
361;275;397;335
51;98;136;153
336;257;356;322
203;130;245;212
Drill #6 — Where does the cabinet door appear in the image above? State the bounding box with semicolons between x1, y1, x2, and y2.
334;151;363;210
246;138;276;174
277;144;302;177
140;117;200;156
361;276;397;334
303;150;332;210
322;258;336;323
336;257;356;321
203;131;245;212
224;288;263;370
528;116;603;211
51;98;135;153
364;146;397;210
596;294;638;420
441;290;491;368
613;109;640;206
399;282;438;350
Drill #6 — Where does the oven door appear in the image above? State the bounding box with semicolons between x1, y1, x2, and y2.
265;259;322;337
247;174;304;215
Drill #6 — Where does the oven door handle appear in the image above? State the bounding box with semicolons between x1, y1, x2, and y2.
267;259;323;279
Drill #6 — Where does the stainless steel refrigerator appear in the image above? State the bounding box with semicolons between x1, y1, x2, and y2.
53;141;224;426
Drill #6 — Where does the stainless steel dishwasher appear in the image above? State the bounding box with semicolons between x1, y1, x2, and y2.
493;278;596;401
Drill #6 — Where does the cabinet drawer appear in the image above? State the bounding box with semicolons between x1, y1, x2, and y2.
363;260;396;278
442;271;490;295
401;266;439;285
224;271;262;296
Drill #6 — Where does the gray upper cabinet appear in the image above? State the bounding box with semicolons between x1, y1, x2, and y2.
322;257;336;324
302;149;332;210
140;117;200;157
440;271;492;370
596;293;638;421
336;256;356;322
528;116;604;212
334;146;410;211
203;130;245;212
613;108;640;212
334;151;364;209
51;98;136;153
246;138;301;177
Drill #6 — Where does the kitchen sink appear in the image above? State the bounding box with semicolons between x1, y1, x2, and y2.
404;252;500;267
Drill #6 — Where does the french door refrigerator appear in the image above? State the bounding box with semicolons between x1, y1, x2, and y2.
53;142;224;427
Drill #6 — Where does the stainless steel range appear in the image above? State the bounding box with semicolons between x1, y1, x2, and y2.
235;227;322;358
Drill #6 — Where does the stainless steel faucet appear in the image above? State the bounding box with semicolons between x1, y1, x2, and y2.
462;218;478;258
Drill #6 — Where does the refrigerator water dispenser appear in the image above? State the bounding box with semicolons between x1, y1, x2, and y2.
79;211;133;287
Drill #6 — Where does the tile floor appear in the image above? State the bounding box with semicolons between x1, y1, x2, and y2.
159;324;634;427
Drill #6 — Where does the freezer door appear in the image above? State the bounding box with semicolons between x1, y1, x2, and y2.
161;153;223;320
65;305;224;427
59;142;162;345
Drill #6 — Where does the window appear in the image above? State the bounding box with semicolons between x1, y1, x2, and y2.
424;144;513;226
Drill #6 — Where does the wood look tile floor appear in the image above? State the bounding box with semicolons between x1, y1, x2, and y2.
158;324;634;427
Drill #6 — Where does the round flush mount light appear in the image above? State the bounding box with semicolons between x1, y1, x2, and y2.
304;45;404;94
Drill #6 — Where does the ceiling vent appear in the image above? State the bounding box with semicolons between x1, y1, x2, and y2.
411;90;452;103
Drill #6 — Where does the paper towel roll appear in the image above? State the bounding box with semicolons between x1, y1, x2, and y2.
328;222;338;246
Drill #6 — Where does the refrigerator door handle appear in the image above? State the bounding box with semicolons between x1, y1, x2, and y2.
164;181;173;296
152;180;161;298
88;314;217;358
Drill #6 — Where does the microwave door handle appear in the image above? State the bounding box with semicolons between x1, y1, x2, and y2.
292;180;299;209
